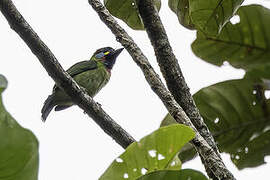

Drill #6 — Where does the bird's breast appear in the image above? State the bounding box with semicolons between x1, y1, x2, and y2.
73;67;110;97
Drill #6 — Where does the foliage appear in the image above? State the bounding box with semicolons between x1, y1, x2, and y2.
104;0;161;30
162;79;270;169
169;0;243;35
137;169;208;180
0;74;39;180
99;124;195;180
188;0;244;35
192;5;270;79
1;0;270;179
168;0;195;29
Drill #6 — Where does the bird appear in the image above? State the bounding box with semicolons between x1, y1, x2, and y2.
41;47;124;122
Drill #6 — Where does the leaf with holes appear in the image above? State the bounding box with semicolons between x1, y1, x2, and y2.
161;79;270;169
99;124;195;180
192;5;270;79
0;74;39;180
232;130;270;169
189;0;243;35
104;0;161;30
137;169;208;180
168;0;195;30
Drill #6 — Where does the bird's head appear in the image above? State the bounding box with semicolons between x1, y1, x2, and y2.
91;47;124;70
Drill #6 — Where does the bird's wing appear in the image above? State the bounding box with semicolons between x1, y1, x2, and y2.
52;60;98;91
67;60;98;77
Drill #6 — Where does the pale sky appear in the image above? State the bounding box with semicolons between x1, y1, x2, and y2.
0;0;269;179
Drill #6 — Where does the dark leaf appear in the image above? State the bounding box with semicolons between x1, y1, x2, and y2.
162;79;270;169
190;0;243;35
168;0;195;29
104;0;161;30
232;130;270;169
192;5;270;79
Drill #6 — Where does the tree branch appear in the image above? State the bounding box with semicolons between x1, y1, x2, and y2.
0;0;135;149
88;0;235;179
137;0;224;179
137;0;218;154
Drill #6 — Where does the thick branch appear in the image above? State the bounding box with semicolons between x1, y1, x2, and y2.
0;0;135;149
137;0;218;154
137;0;224;179
88;0;235;179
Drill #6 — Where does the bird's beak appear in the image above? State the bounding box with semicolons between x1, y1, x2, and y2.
112;48;124;59
105;48;124;70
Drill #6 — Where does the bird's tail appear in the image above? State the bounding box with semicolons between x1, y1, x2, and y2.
41;95;55;122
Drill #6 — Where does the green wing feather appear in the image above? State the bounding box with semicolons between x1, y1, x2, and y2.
67;60;98;77
52;60;98;91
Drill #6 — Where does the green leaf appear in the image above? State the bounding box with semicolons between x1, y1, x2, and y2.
168;0;195;30
104;0;161;30
0;74;7;93
177;143;197;163
232;130;270;169
190;0;243;35
160;114;197;163
137;169;208;180
193;79;270;169
0;74;39;180
162;79;270;169
192;5;270;78
193;79;269;152
160;113;177;127
99;124;195;180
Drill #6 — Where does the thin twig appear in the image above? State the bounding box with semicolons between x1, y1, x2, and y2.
0;0;135;149
88;0;236;179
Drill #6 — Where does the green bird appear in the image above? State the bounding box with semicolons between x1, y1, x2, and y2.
41;47;124;121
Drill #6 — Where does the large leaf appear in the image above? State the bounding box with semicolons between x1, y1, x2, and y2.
99;124;195;180
193;79;270;169
168;0;195;30
104;0;161;30
190;0;243;35
0;74;39;180
192;5;270;78
162;79;270;169
137;169;208;180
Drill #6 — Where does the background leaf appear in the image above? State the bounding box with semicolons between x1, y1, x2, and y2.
137;169;208;180
0;74;39;180
232;130;270;169
104;0;161;30
168;0;195;30
189;0;243;35
99;124;195;180
192;5;270;79
162;79;270;169
0;74;8;93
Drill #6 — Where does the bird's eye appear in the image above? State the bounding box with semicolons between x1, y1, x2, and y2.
95;52;105;58
104;51;110;55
